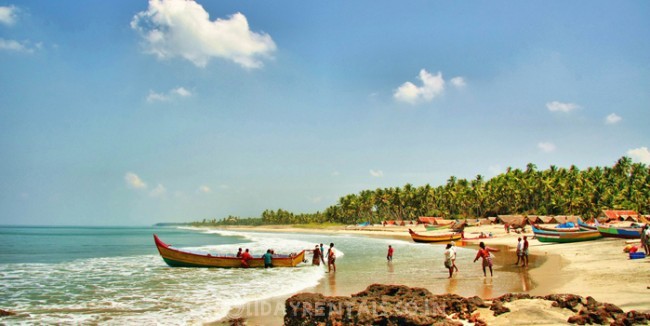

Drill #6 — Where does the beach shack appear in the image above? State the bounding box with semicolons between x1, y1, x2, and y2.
598;210;640;223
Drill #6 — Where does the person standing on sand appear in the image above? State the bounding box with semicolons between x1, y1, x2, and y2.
327;243;336;273
444;243;455;278
387;245;394;261
473;242;499;277
515;237;523;265
522;236;529;267
643;225;650;255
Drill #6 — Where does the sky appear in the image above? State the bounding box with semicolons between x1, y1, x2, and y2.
1;1;649;226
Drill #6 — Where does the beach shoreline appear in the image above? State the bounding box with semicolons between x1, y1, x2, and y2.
210;223;649;325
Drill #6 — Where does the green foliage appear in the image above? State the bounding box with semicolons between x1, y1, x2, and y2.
192;156;650;225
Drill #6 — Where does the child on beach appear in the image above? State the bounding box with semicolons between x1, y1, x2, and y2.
387;245;394;261
473;242;499;277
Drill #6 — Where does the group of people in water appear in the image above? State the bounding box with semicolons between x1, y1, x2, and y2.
236;247;274;268
310;243;337;272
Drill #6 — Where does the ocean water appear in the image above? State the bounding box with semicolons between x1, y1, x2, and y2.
0;226;535;325
0;226;327;324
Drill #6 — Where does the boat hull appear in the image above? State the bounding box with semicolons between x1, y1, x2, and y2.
532;226;602;243
153;234;305;268
408;229;462;243
597;226;641;239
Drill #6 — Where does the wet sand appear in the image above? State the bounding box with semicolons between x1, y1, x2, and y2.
210;223;649;325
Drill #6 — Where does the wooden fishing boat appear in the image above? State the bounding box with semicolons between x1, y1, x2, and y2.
531;225;602;243
425;223;452;231
408;229;462;243
577;219;598;230
597;225;641;239
532;224;580;232
153;234;306;268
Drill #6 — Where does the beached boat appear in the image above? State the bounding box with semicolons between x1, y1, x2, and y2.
597;225;642;239
408;229;462;243
153;234;306;268
532;224;580;232
425;223;452;231
531;225;602;243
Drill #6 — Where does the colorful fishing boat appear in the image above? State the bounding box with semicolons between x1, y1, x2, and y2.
577;219;598;230
531;225;602;243
597;225;642;239
425;223;452;231
153;234;306;268
532;224;580;232
408;229;462;243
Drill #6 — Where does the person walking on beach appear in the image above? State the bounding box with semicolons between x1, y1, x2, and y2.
473;242;498;277
263;249;273;268
327;243;336;273
515;237;523;265
643;225;650;255
522;236;529;267
240;249;253;268
444;243;455;278
450;241;459;272
387;245;394;261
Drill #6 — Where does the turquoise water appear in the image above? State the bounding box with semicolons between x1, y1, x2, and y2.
0;226;534;324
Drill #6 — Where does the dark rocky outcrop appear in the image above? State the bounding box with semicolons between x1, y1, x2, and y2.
284;284;487;326
284;284;650;326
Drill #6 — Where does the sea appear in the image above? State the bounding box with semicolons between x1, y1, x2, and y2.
0;226;537;325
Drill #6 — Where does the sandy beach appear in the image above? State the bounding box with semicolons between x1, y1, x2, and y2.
212;223;650;325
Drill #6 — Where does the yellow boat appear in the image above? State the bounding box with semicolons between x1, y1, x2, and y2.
153;234;306;268
408;229;462;243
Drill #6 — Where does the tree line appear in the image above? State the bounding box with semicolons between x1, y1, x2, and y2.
191;156;650;226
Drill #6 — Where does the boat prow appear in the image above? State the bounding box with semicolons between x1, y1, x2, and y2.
153;234;305;268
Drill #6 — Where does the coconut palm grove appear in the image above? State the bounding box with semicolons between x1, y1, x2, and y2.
192;156;650;226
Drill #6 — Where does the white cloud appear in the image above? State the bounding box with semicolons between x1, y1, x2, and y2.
369;169;384;177
173;87;192;97
627;147;650;164
605;113;622;125
546;101;580;113
538;142;556;153
125;172;147;189
197;185;211;194
0;38;39;53
0;6;17;26
146;86;193;102
150;184;167;197
450;76;466;88
394;69;445;104
131;0;276;69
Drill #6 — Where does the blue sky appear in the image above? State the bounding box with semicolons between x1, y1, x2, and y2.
1;1;649;226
